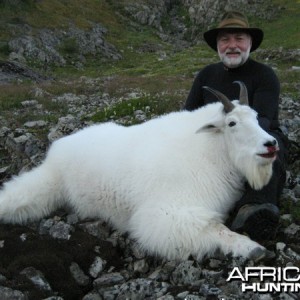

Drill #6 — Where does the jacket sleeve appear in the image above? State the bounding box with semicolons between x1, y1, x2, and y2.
184;71;205;111
252;67;280;131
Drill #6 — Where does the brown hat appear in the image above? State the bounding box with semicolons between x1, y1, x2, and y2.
203;11;264;52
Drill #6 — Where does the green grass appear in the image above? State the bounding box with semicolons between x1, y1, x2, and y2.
251;0;300;49
86;93;182;125
87;96;154;124
0;84;32;111
0;81;71;127
0;0;299;113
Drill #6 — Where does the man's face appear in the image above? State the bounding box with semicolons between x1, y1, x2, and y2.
217;32;252;68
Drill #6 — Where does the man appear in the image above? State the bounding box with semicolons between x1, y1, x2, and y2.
185;11;288;241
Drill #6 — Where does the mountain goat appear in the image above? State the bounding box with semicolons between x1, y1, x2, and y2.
0;82;278;262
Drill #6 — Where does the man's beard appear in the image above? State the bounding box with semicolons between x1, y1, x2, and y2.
218;47;250;68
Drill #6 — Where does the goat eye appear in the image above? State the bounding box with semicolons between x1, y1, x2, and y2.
228;121;236;127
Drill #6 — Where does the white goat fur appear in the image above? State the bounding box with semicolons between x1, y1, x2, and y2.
0;100;276;261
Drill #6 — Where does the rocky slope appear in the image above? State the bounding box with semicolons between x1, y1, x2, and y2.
0;1;300;299
0;74;299;299
2;0;279;70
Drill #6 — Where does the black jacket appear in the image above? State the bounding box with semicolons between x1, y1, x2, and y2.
184;58;280;131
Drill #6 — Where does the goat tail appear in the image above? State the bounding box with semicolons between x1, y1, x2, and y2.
0;162;63;224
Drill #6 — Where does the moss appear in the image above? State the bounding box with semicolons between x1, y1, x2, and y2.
59;37;79;55
87;95;159;124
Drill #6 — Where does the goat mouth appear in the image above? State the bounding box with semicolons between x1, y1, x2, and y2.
258;152;277;159
257;147;279;159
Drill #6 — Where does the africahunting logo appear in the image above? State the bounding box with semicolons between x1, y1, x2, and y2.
227;266;300;292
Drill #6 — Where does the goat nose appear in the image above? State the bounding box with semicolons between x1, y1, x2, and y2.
264;139;277;147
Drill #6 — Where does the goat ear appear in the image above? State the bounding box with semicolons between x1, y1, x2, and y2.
196;123;222;134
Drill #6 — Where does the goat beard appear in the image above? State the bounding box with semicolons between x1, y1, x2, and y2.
235;157;273;190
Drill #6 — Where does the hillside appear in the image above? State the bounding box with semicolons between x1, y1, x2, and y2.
0;0;300;299
0;0;299;124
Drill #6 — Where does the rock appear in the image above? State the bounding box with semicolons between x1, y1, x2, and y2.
24;120;48;128
0;286;26;300
70;262;90;286
93;272;125;288
7;23;121;69
199;283;222;297
6;133;31;153
0;166;9;177
47;114;80;142
66;213;79;225
284;223;300;236
176;291;189;299
39;218;55;235
117;278;170;299
291;66;300;71
89;256;106;278
171;261;202;286
134;110;147;121
122;0;279;45
49;221;73;240
79;220;110;239
5;131;42;159
20;267;52;291
158;295;175;300
133;259;149;274
276;242;286;252
0;60;50;83
21;100;39;107
82;291;103;300
294;183;300;198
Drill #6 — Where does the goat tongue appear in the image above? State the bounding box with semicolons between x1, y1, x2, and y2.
258;147;278;159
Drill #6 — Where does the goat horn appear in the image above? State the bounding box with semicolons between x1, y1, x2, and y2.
202;86;234;113
233;81;249;106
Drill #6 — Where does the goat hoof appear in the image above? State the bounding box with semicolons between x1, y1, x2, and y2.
249;247;275;263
